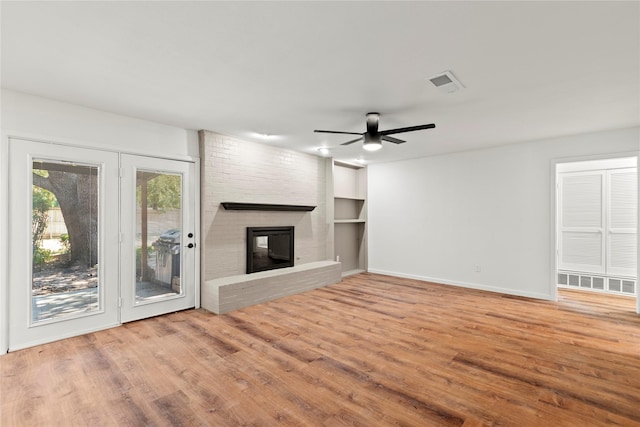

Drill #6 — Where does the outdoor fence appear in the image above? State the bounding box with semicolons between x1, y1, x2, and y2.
43;208;68;238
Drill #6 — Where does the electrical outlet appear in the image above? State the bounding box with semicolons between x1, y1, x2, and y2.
336;255;340;262
475;265;481;273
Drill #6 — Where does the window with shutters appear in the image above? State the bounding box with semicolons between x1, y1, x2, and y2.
558;162;637;296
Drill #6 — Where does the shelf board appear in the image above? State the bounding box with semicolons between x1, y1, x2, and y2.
221;202;316;212
334;196;365;201
334;160;365;169
334;219;366;224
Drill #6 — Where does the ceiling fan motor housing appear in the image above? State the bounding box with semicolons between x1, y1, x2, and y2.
366;112;380;135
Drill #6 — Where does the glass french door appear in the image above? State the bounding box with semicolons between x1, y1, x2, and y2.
8;139;119;350
7;140;197;350
119;154;196;322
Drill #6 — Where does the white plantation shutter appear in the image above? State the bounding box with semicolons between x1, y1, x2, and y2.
609;234;635;269
609;169;637;228
559;172;605;274
607;169;637;277
562;173;604;228
561;232;603;266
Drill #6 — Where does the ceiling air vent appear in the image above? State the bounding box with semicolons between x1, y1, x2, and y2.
429;70;464;93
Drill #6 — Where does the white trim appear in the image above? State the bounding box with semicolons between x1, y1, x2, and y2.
550;157;559;302
4;131;199;163
557;157;636;173
8;322;120;353
0;133;9;354
193;158;201;309
368;268;553;301
550;150;640;314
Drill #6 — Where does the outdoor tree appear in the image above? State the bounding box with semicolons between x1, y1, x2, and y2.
138;174;181;210
33;167;98;267
33;167;181;270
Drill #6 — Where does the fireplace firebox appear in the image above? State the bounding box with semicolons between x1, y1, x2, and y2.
246;226;295;274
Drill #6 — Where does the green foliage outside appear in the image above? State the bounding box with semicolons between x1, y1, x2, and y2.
137;175;181;211
33;185;55;213
32;186;55;267
57;233;72;264
59;233;70;253
33;247;53;266
32;182;71;268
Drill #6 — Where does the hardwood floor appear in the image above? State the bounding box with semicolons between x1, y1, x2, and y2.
2;273;639;426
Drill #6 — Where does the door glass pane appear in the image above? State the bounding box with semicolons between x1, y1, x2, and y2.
136;171;182;303
32;160;100;322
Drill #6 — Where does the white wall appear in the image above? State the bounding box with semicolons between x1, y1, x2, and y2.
368;127;640;300
1;89;199;158
0;90;199;353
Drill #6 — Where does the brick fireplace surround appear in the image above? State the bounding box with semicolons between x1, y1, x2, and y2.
198;130;340;314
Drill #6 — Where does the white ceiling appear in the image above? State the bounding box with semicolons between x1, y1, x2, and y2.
2;1;639;164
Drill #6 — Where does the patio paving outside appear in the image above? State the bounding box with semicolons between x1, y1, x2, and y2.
32;282;178;322
32;288;98;322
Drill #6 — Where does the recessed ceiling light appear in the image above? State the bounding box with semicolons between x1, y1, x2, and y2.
317;147;330;156
252;132;278;140
428;70;464;93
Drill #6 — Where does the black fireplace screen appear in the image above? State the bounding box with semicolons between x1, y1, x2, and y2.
246;226;294;273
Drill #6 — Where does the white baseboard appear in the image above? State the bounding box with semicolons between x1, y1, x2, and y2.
367;268;553;301
8;322;121;353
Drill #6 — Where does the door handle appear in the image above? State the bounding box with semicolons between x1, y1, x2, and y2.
186;243;195;249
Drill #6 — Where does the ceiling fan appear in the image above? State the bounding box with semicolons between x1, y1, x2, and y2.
314;112;435;151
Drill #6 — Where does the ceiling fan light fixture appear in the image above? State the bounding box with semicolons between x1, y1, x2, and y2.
363;141;382;151
363;133;382;151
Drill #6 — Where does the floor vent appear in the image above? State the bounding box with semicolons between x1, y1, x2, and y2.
558;271;636;295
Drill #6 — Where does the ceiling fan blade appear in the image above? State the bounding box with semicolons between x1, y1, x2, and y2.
381;135;405;144
340;137;363;146
314;130;363;135
380;123;436;135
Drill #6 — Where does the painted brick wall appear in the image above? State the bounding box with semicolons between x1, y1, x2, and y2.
200;130;330;280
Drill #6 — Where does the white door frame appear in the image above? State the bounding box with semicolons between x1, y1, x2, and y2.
0;137;200;352
550;151;639;314
7;138;121;350
1;135;10;354
119;154;198;323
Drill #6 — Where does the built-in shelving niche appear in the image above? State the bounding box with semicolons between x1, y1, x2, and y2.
332;161;367;276
334;198;365;223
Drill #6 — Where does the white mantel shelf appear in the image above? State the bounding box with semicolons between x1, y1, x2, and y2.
221;202;316;211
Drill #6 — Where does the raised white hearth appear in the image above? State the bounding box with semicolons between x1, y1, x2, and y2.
202;260;341;314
